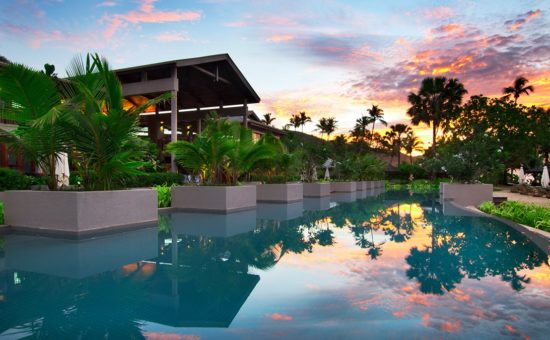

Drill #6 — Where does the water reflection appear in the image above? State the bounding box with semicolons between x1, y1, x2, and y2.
0;189;548;338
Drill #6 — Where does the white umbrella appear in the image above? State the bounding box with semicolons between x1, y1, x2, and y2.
518;166;525;185
542;166;550;188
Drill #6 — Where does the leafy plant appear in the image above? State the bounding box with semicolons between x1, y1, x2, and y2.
61;53;170;190
0;202;4;224
121;172;182;188
154;185;172;208
480;201;550;232
354;154;385;180
0;168;33;190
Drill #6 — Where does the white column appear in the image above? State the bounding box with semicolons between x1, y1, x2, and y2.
170;67;178;173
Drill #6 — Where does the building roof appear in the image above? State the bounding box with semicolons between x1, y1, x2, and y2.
115;54;260;110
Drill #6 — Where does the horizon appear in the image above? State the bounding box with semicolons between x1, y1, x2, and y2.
1;0;549;148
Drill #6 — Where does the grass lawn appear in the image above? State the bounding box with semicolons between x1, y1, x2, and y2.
480;201;550;232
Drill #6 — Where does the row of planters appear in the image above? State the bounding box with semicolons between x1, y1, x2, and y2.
167;116;385;212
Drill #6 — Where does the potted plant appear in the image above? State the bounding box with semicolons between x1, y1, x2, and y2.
168;116;274;212
330;158;357;192
253;135;303;203
1;54;165;234
299;140;331;198
354;154;386;192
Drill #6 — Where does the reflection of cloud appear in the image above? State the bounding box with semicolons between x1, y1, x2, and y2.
143;333;200;340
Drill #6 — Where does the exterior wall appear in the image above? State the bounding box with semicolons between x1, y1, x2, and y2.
303;183;331;197
171;185;257;212
256;183;303;203
4;189;158;233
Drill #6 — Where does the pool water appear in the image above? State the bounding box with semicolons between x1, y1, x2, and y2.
0;189;549;339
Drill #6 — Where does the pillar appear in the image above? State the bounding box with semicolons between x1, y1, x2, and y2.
170;66;178;173
243;99;248;128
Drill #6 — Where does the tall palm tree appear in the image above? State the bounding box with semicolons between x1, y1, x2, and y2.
262;113;276;126
298;111;311;133
383;130;398;164
502;76;534;104
390;124;412;166
367;105;387;143
407;77;467;150
402;130;423;163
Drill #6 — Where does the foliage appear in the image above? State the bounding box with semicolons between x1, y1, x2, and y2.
316;117;337;140
480;201;550;232
168;116;276;185
386;179;449;192
397;162;428;180
253;134;301;183
502;76;534;103
0;168;34;191
0;202;4;224
154;185;172;208
354;154;385;180
120;172;182;188
61;54;169;190
0;62;71;190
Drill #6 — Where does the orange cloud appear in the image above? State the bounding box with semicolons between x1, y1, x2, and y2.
441;320;461;332
508;9;541;31
269;313;294;321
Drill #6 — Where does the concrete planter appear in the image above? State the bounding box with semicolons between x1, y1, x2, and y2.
171;185;256;213
439;183;493;207
356;181;367;191
331;181;357;192
303;183;331;197
257;183;303;203
4;189;157;235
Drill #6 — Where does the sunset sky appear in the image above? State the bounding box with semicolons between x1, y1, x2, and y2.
1;0;549;146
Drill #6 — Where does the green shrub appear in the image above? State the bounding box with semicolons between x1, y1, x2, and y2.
154;185;172;208
0;202;4;224
0;168;33;191
480;201;550;232
121;172;183;188
397;163;428;180
354;154;385;180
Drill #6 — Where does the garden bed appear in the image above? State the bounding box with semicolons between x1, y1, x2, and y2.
480;201;550;232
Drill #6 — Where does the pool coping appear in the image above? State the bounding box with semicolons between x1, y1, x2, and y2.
448;202;550;256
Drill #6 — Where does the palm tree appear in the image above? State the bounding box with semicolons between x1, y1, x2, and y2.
390;123;411;166
316;117;337;140
262;113;276;126
503;76;534;104
298;111;311;133
289;114;301;131
402;130;423;163
383;130;398;164
0;62;70;190
407;77;467;150
367;105;387;144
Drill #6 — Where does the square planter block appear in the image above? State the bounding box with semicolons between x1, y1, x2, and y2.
257;201;304;221
331;181;357;192
303;183;331;197
4;227;158;279
355;181;366;191
257;183;303;203
172;185;256;213
4;189;157;235
167;209;257;238
440;183;493;207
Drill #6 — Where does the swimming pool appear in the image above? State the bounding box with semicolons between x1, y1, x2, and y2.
0;189;548;339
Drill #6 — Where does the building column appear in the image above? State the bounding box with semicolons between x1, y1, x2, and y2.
196;107;201;134
170;67;178;173
243;99;248;128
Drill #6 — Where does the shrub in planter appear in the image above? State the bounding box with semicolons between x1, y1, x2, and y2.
154;185;172;208
0;168;33;191
120;172;182;188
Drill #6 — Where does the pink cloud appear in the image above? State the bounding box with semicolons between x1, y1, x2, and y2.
224;21;248;27
506;9;541;31
268;34;295;43
103;0;202;39
97;1;117;7
268;313;293;321
155;31;190;42
423;6;454;19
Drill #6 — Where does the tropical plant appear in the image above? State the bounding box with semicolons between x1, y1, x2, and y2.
254;134;301;183
61;53;170;190
367;104;387;143
354;154;385;180
480;201;550;232
298;111;311;132
402;130;423;164
262;113;276;126
389;124;411;166
0;62;70;190
154;184;172;208
168;116;275;185
407;77;467;150
502;76;534;104
289;114;301;131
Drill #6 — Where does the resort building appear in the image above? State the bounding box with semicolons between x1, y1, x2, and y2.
115;54;285;171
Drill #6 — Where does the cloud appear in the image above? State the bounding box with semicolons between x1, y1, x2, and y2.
423;6;454;20
97;1;117;7
267;34;295;43
1;23;102;49
268;313;293;321
155;31;190;42
103;0;202;39
505;9;541;31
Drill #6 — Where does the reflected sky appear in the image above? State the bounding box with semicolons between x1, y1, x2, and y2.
0;190;548;339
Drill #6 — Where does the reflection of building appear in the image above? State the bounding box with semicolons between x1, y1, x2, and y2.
115;54;285;171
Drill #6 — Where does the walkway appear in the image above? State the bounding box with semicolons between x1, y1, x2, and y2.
494;186;550;208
